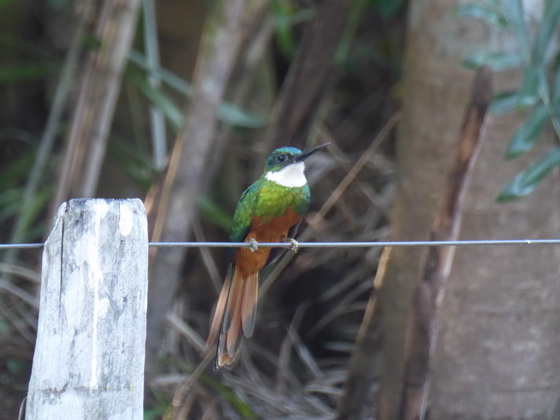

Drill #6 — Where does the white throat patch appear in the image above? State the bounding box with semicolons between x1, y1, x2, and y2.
265;162;307;188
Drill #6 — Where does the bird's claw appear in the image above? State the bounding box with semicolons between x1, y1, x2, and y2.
287;238;299;253
248;238;259;252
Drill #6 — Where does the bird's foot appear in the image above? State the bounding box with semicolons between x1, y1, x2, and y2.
248;238;259;252
286;238;299;253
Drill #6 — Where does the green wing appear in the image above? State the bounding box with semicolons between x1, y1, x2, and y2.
229;181;261;244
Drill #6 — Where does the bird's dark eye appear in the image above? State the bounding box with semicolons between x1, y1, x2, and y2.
277;154;287;162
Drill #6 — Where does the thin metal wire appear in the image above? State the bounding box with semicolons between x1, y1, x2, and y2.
148;239;560;248
4;239;560;251
0;243;44;249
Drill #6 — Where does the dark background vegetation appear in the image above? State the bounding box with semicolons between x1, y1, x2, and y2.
0;0;403;417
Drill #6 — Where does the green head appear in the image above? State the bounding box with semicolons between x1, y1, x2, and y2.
263;143;329;188
264;143;330;172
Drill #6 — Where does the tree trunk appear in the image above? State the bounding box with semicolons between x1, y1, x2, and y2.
378;0;560;418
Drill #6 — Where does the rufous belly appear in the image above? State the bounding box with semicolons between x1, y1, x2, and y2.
234;208;301;277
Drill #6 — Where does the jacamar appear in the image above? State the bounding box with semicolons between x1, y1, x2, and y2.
209;143;329;369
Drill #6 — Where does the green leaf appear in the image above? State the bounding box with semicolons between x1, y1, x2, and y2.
455;4;508;27
498;148;560;201
372;0;406;18
508;0;531;59
535;63;549;101
196;197;232;232
47;0;72;9
270;0;313;58
143;388;169;420
505;104;549;158
129;51;193;96
0;189;22;224
217;103;266;129
532;0;560;64
18;186;52;240
130;72;185;131
108;137;155;190
552;54;560;106
198;373;258;419
491;60;542;114
462;51;524;71
337;0;369;64
0;151;34;190
2;186;52;241
517;64;540;104
129;51;266;128
0;0;16;10
490;91;537;114
6;358;26;374
0;63;51;83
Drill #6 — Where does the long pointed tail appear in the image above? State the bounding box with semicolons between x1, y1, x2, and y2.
207;266;259;369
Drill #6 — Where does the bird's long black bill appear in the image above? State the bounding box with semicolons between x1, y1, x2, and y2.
293;142;330;162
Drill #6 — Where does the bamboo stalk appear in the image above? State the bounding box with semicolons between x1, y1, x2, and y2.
145;0;249;382
50;0;142;213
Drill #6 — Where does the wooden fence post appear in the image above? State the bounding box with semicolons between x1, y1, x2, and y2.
26;198;148;419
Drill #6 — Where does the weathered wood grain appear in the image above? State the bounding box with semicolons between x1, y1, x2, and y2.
26;199;148;420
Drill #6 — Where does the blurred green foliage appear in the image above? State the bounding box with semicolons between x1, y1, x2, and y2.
270;0;314;59
197;373;259;419
196;196;232;232
0;150;50;242
458;0;560;201
143;388;171;420
370;0;406;19
129;51;267;130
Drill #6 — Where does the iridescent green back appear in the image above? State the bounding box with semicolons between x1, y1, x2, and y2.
229;177;310;244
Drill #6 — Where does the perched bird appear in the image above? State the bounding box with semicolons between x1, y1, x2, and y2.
208;143;329;369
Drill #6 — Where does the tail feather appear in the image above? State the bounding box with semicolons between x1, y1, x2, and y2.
205;267;232;352
224;272;244;354
213;268;259;369
241;272;258;337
